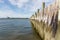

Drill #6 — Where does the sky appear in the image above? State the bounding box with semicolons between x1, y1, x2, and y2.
0;0;55;18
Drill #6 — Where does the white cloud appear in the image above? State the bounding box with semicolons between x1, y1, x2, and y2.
0;0;55;18
0;9;29;18
0;0;4;3
26;0;43;13
29;0;55;12
9;0;29;8
32;0;42;11
8;0;54;12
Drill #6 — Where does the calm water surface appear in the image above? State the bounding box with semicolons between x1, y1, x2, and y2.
0;19;41;40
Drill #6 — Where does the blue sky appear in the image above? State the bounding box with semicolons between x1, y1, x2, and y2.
0;0;55;18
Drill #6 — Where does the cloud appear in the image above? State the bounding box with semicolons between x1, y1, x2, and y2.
8;0;54;12
24;0;53;12
0;0;4;3
9;0;29;8
0;0;55;18
27;0;55;13
0;10;17;18
30;0;42;12
0;9;30;18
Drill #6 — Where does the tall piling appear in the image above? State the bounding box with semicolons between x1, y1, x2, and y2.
30;0;60;40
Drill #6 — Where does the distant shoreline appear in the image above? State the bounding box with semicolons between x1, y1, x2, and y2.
0;18;29;19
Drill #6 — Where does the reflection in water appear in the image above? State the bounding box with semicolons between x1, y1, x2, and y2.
0;19;41;40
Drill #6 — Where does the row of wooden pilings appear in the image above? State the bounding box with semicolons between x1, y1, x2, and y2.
30;0;60;40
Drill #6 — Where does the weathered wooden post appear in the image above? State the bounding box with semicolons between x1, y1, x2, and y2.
42;2;45;40
37;9;40;21
42;2;45;16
